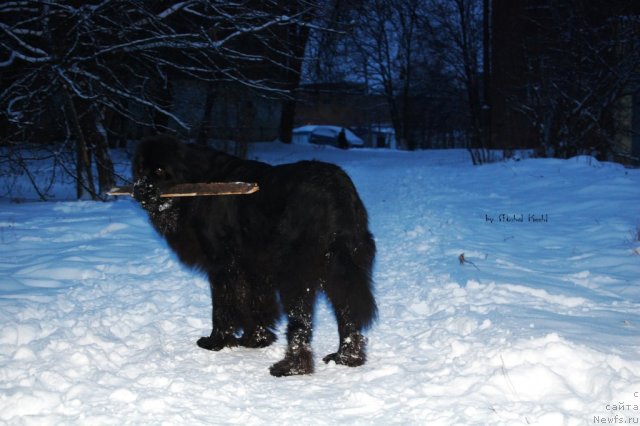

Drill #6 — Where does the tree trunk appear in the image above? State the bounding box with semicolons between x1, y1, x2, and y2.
90;115;115;195
482;0;492;151
279;99;296;144
197;87;216;145
62;87;98;200
277;4;313;144
79;103;115;197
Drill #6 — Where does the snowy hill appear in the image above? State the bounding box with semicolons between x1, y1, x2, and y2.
1;142;639;425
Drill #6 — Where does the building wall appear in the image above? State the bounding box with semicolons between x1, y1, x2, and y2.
170;80;282;143
294;85;389;129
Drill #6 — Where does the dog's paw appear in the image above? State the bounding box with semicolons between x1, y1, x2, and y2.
197;334;238;351
322;333;366;367
269;347;313;377
240;327;276;348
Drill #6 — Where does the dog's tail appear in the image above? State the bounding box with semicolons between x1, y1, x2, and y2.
325;179;378;330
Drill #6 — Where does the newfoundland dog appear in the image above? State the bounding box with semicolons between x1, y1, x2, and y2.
132;135;377;376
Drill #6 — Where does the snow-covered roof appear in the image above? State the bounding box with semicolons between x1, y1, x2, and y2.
292;125;364;146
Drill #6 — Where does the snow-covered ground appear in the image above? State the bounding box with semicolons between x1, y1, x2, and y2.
1;142;639;425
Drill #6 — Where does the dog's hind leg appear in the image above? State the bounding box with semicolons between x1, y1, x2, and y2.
269;287;316;377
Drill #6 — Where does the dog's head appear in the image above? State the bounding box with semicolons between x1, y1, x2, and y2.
132;135;188;212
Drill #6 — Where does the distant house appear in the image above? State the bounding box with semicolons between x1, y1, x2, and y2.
363;125;397;149
292;125;364;148
294;83;391;148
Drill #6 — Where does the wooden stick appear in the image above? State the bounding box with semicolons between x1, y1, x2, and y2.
107;182;259;197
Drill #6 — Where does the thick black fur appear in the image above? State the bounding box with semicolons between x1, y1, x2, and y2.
132;135;377;376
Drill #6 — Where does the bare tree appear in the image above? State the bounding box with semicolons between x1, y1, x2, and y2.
1;1;317;199
304;0;483;152
500;1;640;160
347;0;428;150
427;0;494;163
275;1;315;144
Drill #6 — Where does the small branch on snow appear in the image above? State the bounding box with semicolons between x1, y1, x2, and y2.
458;253;480;270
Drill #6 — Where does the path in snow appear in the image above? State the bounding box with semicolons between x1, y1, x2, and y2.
1;144;639;425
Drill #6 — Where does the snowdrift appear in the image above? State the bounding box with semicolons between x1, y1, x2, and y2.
1;143;639;425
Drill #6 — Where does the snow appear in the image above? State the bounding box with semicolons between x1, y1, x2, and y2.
1;142;639;425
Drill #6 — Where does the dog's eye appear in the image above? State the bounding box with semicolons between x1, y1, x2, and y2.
155;167;167;177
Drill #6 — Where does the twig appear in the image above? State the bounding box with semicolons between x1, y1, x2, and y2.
458;253;480;270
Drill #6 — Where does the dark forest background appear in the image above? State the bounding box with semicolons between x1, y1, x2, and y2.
1;0;639;199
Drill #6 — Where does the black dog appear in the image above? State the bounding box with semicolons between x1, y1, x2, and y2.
132;135;377;376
